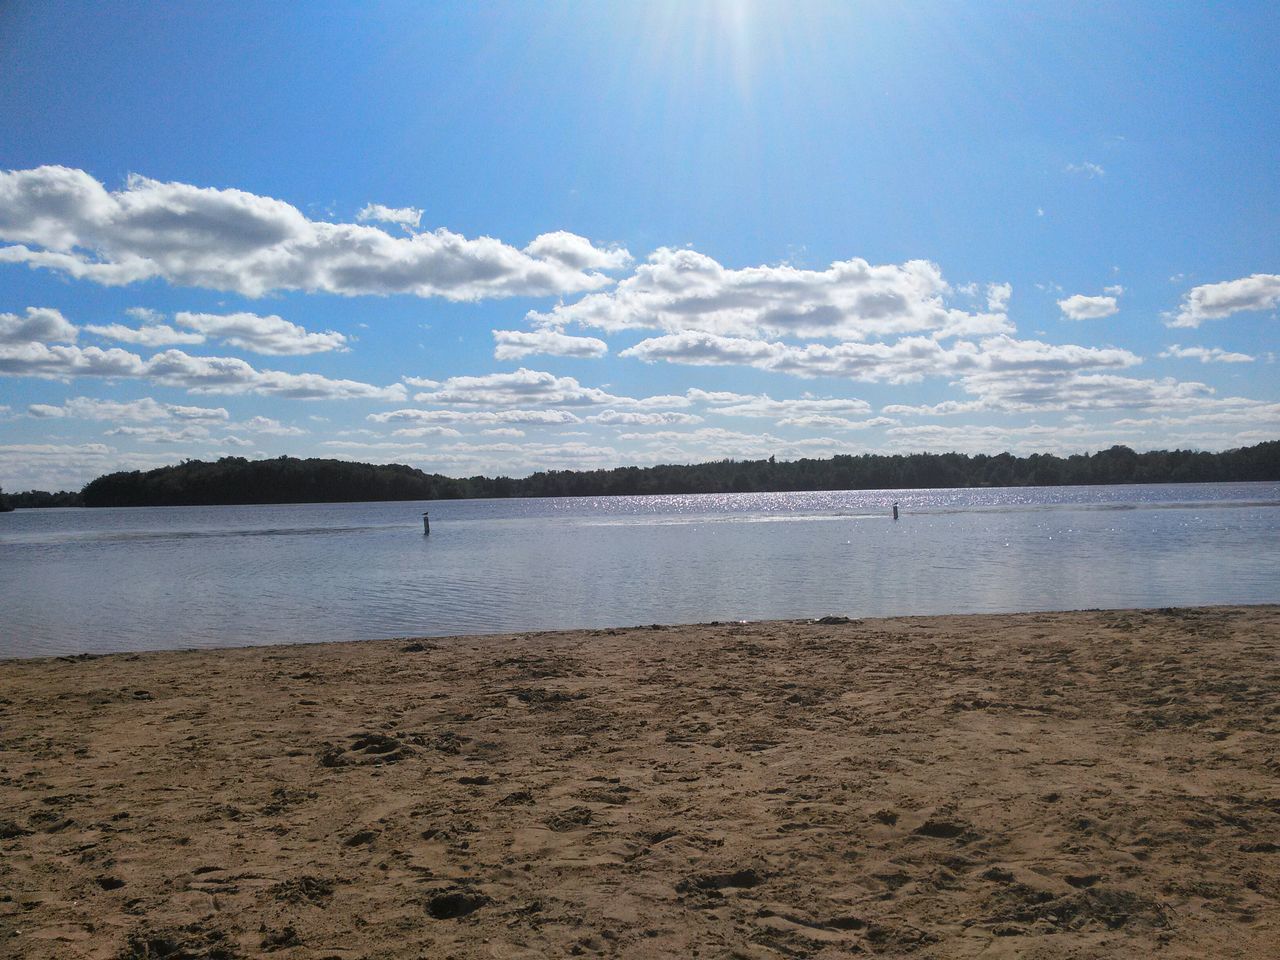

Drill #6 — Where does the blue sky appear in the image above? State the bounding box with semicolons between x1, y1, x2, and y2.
1;0;1277;490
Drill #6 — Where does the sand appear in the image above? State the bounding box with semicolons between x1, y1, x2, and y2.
1;606;1277;959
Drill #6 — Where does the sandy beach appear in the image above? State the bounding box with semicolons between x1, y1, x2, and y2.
1;606;1276;959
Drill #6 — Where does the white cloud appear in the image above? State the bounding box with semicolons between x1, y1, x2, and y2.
986;282;1012;312
1065;161;1105;178
143;350;407;399
84;322;206;346
492;328;608;360
529;247;1004;341
27;396;229;422
174;311;348;354
881;399;990;417
619;330;781;367
619;331;1139;384
1166;274;1280;328
876;416;1276;457
0;341;149;378
387;425;464;438
85;308;347;353
705;394;873;419
955;371;1216;413
356;203;423;228
105;424;212;444
626;389;892;430
0;306;77;344
0;341;406;400
775;415;895;430
617;427;782;446
0;442;176;491
369;407;583;426
0;166;629;300
1113;403;1280;428
683;388;756;405
522;231;633;272
409;367;630;407
585;410;704;426
1158;344;1254;363
238;415;308;435
1058;293;1119;320
882;422;1122;455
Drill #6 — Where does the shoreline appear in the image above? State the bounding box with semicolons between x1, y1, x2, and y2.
6;601;1279;663
2;606;1277;958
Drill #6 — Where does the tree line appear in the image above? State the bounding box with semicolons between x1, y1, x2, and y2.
0;440;1273;509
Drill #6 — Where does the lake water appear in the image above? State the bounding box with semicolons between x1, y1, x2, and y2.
1;482;1277;658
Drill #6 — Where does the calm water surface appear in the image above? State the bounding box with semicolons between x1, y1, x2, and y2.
2;482;1277;657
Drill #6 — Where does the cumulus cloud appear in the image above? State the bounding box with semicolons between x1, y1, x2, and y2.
954;371;1216;413
385;425;464;438
1166;274;1280;328
105;424;212;444
143;350;406;399
27;396;229;422
173;311;347;354
1113;402;1280;428
0;442;180;490
356;203;423;227
404;367;683;408
522;231;633;272
529;247;1006;341
0;166;629;300
880;399;990;417
83;308;346;353
1158;344;1254;363
881;422;1129;455
492;329;608;360
585;410;704;426
0;341;405;400
83;322;206;346
0;342;149;378
369;408;583;428
986;282;1012;312
620;331;782;367
0;442;112;483
619;332;1138;384
0;306;77;344
238;415;307;435
1058;293;1120;320
367;387;892;435
776;414;895;430
702;394;873;419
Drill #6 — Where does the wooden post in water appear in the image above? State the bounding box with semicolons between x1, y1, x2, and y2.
423;512;430;535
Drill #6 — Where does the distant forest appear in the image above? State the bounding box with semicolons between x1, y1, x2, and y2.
1;440;1275;509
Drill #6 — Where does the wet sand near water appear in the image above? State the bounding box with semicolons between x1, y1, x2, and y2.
1;606;1277;958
